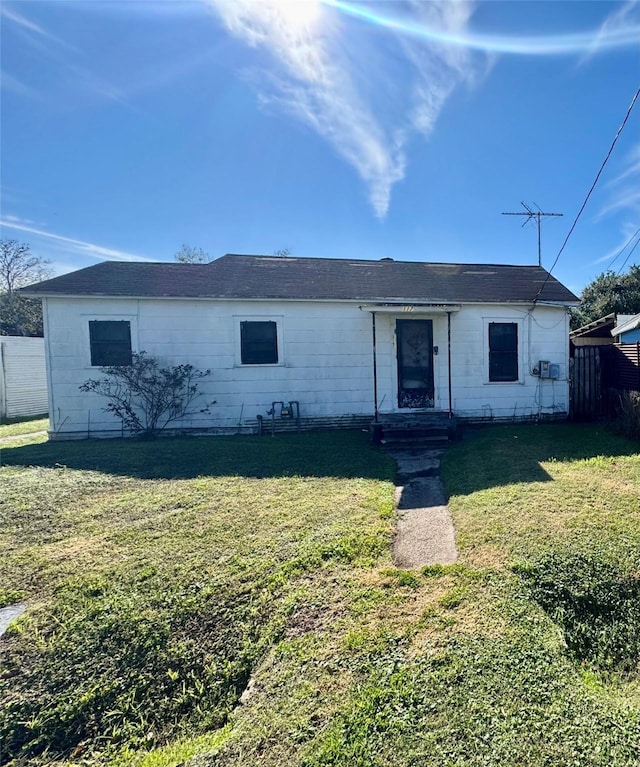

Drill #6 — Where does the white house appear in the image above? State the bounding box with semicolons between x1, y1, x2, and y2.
22;254;578;440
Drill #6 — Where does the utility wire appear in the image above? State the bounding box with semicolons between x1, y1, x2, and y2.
607;226;640;271
533;86;640;303
617;234;640;275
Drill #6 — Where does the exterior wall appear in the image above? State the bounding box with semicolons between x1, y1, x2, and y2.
44;298;375;437
43;297;570;438
447;304;569;419
372;304;569;420
620;328;640;343
0;336;48;419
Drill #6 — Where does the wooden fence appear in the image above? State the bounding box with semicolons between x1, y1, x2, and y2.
570;347;601;419
570;342;640;420
609;342;640;391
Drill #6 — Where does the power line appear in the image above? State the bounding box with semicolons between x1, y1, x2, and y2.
617;235;640;275
607;226;640;270
533;85;640;303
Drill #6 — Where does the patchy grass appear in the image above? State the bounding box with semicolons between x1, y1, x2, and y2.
0;431;395;765
441;423;640;570
1;424;640;766
0;417;48;439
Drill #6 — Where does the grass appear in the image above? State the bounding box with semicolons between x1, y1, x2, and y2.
1;424;639;766
0;416;48;439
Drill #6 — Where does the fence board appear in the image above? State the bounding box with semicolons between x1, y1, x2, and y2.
570;346;602;419
613;342;640;391
570;342;640;419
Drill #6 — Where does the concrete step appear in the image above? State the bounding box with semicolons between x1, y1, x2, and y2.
371;415;457;446
383;427;449;439
380;435;450;447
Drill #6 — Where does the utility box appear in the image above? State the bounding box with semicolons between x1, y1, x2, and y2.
538;360;551;378
533;360;560;379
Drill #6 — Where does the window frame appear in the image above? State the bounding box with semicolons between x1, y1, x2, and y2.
234;316;284;367
88;320;133;367
483;317;523;384
83;316;137;369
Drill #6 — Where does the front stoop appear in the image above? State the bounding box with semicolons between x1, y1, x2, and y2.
370;413;458;448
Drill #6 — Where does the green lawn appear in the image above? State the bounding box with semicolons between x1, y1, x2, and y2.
0;417;48;439
1;425;639;767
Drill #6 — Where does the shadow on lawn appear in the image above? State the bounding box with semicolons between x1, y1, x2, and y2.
442;423;639;497
1;429;395;482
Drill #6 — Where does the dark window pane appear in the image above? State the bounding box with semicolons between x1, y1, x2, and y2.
241;321;278;364
89;321;132;366
489;323;518;381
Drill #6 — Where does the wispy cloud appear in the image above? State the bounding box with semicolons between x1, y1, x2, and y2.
580;0;640;64
593;222;640;264
593;142;640;267
2;214;39;226
0;71;39;99
1;5;64;43
597;143;640;221
0;218;153;263
0;3;79;62
206;0;479;218
1;2;130;107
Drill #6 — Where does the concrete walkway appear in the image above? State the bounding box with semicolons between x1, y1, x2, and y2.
386;447;458;568
0;603;26;637
0;431;47;444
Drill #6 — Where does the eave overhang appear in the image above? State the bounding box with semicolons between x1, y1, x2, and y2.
359;303;462;315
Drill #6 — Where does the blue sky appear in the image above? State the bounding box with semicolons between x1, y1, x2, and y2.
1;0;639;295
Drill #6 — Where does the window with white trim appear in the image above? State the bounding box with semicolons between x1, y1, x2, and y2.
488;322;518;382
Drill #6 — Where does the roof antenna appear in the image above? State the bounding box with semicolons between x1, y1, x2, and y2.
502;202;563;267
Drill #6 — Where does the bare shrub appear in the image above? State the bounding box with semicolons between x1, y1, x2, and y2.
80;352;214;437
615;389;640;440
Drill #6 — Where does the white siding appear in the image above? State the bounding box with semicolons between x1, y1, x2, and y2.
0;336;48;419
44;297;570;438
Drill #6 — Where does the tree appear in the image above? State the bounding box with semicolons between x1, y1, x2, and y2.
571;265;640;329
80;352;215;437
0;240;51;336
175;244;209;264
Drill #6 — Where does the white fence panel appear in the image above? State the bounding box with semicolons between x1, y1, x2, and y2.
0;337;48;419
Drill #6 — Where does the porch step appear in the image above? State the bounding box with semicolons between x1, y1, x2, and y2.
371;414;457;447
380;435;450;448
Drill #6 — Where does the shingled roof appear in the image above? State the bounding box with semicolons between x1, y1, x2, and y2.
21;254;579;304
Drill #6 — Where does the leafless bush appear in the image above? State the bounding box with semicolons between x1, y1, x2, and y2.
614;389;640;440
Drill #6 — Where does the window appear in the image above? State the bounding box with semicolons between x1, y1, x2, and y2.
240;320;278;364
89;320;132;366
488;322;518;382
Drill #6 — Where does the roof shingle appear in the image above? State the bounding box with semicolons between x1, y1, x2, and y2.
21;254;579;304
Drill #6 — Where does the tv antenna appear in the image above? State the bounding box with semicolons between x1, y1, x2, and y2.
502;202;563;267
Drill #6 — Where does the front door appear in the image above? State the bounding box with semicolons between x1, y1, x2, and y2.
396;319;434;408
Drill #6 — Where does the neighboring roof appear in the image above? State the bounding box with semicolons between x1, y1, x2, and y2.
611;312;640;337
20;254;579;304
569;313;617;339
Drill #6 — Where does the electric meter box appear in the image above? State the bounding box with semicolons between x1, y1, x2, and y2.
536;361;560;379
